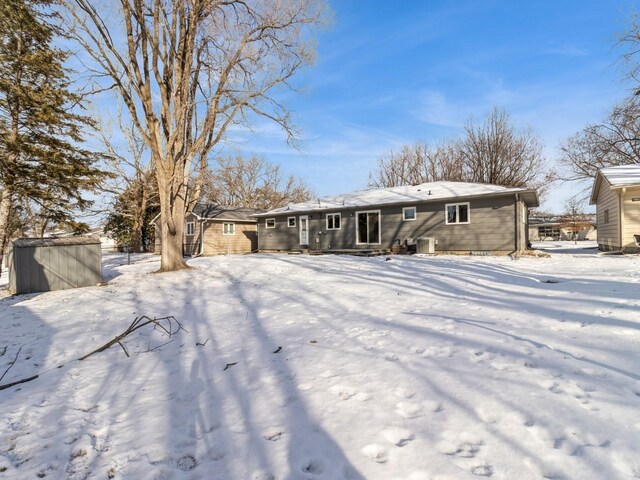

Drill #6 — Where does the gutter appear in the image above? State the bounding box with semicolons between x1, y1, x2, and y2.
514;193;520;254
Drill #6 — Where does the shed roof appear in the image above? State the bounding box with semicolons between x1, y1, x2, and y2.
589;164;640;204
254;181;539;216
11;237;102;248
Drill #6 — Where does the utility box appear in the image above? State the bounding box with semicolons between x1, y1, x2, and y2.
416;237;437;254
9;237;102;294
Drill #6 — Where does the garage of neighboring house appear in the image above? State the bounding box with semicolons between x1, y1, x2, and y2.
153;203;261;256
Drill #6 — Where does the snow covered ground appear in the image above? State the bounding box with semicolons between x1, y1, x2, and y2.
1;244;639;479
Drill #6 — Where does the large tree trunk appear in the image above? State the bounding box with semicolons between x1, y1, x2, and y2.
0;189;13;277
157;174;188;272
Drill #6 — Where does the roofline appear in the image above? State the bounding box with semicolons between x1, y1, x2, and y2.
589;171;609;205
253;189;539;217
150;210;258;224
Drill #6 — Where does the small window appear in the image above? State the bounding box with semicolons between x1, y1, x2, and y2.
288;217;296;228
326;213;341;230
604;209;609;224
445;203;470;225
403;206;416;221
223;223;235;235
265;218;275;229
186;222;195;236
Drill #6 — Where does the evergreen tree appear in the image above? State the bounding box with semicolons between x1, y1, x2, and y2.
0;0;107;274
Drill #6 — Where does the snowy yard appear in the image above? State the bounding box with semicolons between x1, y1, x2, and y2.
1;243;639;479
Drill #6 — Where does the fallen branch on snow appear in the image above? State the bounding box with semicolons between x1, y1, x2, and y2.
0;316;186;392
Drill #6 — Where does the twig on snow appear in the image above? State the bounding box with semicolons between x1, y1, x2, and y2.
196;339;209;347
0;345;23;383
223;362;238;371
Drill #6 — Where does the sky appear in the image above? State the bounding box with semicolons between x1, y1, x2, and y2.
217;0;638;213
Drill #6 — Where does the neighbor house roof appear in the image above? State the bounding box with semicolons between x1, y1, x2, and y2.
150;203;262;224
254;181;539;217
589;164;640;204
192;203;262;222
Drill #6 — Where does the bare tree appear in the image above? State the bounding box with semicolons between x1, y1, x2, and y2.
455;107;550;192
62;0;327;271
368;108;552;196
559;198;593;244
100;114;158;252
559;97;640;190
368;142;463;188
202;155;312;209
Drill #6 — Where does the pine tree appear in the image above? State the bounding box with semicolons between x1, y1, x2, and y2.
0;0;107;275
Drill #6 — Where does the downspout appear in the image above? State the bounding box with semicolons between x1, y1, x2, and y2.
619;188;625;252
193;220;205;258
514;193;520;255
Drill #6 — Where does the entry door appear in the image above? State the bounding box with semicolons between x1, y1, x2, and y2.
299;215;309;245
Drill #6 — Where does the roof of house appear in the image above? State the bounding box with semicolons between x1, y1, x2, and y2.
589;164;640;204
191;203;262;222
11;237;101;248
254;181;539;217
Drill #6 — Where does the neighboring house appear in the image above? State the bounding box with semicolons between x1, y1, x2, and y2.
589;164;640;252
87;226;118;252
255;181;539;254
529;215;596;242
153;203;261;256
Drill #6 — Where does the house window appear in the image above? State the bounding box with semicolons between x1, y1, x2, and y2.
403;206;416;221
186;222;195;236
223;223;235;235
604;209;609;224
288;217;296;228
265;218;275;229
445;203;470;225
356;210;381;244
326;213;341;230
538;226;560;240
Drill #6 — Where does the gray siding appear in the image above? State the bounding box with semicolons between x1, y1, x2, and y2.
596;182;620;250
9;242;101;294
258;195;520;252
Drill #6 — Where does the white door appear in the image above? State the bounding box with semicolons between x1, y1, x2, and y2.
299;215;309;245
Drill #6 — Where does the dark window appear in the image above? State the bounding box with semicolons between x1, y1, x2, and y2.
288;217;296;227
357;211;380;244
327;213;341;230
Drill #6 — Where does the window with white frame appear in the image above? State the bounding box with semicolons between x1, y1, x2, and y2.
326;213;341;230
403;206;417;221
265;218;275;229
223;223;235;235
288;217;296;227
445;202;470;225
186;222;195;235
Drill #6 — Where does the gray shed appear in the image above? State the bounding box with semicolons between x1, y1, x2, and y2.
8;237;102;294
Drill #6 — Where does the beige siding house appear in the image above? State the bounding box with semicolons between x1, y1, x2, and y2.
590;164;640;252
153;204;261;256
255;182;539;254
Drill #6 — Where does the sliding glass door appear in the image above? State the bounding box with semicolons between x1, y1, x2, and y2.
356;210;381;245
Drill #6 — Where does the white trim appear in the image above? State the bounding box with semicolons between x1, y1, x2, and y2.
402;206;417;221
355;209;381;245
186;221;195;236
222;222;235;235
299;215;309;245
288;216;297;228
445;202;470;225
326;213;341;230
265;218;275;229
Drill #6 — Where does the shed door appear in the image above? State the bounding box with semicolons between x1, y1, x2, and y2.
299;215;309;245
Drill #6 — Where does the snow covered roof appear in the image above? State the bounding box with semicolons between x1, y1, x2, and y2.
255;181;539;216
589;164;640;204
11;237;101;248
192;203;262;222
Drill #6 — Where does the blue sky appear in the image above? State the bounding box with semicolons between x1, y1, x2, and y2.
220;0;638;212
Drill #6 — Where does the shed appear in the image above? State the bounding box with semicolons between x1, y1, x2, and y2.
8;237;102;294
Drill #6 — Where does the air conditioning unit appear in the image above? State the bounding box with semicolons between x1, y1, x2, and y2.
416;237;436;254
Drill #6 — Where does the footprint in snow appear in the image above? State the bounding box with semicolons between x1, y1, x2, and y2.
471;464;494;477
361;444;388;463
330;385;358;400
300;459;324;474
381;427;415;447
395;402;423;419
